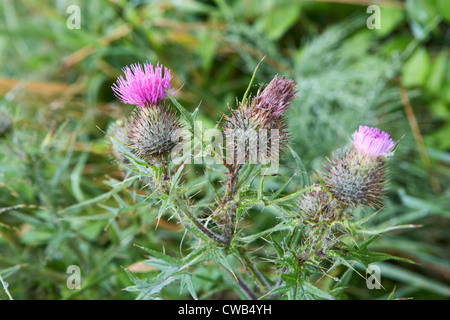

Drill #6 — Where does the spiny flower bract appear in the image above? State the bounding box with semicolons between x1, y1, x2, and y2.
222;99;288;166
126;104;183;164
322;148;388;209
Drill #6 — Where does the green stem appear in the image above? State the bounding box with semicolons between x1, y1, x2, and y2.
241;56;265;104
0;274;13;300
234;247;271;294
222;165;241;243
208;164;241;245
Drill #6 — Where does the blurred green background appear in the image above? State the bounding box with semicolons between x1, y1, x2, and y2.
0;0;449;300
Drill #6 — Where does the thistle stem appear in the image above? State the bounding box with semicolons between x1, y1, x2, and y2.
217;164;241;244
174;194;229;245
235;275;258;300
221;164;241;205
163;169;228;246
234;247;271;294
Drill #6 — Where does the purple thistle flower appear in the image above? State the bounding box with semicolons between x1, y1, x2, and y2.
322;126;398;209
352;125;395;158
111;62;174;107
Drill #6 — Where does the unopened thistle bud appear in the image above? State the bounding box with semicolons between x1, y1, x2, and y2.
322;126;396;209
297;184;340;224
295;185;343;261
126;105;183;166
111;62;174;108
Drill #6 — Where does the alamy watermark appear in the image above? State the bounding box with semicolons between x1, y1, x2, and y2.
366;264;382;290
66;4;81;29
366;5;381;30
66;265;81;289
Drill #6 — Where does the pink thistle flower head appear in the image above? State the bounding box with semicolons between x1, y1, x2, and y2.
352;125;395;158
112;62;174;107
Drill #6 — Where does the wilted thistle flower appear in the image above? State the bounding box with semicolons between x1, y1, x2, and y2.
322;126;396;209
297;184;340;224
222;75;297;166
253;75;298;120
111;62;174;107
126;105;183;166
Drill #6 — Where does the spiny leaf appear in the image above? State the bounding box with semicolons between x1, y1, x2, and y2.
331;239;415;269
166;90;194;132
302;282;335;300
134;245;180;265
257;174;265;200
239;222;291;243
269;172;296;201
289;146;310;188
180;274;198;300
158;163;185;220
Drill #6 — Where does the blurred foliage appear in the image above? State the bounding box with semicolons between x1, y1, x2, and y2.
0;0;449;300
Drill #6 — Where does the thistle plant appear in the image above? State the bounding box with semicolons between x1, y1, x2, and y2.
292;126;399;269
104;60;409;300
322;126;396;209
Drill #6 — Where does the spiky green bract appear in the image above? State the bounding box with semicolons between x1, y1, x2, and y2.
322;148;388;209
127;105;183;166
297;184;341;224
